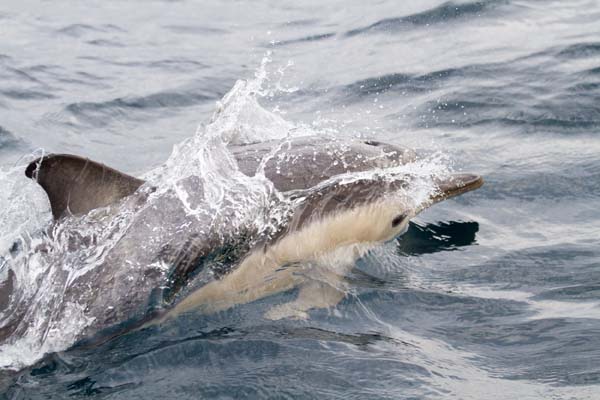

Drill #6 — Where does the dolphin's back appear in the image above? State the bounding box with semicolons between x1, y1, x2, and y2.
231;138;416;192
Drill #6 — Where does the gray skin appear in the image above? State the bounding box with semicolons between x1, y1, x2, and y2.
0;137;482;346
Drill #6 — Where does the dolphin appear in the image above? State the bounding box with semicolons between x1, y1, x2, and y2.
0;136;482;349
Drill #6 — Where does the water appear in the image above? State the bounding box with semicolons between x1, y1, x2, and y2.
1;0;599;398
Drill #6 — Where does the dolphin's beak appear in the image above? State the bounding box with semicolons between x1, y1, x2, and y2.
429;173;484;204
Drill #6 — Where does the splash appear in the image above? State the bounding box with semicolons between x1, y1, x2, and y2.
0;162;52;254
0;54;305;370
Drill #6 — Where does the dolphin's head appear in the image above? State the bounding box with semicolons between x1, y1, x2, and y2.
283;171;484;250
380;173;484;242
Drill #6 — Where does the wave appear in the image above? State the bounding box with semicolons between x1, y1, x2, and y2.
273;32;336;46
66;91;213;113
557;42;600;59
586;66;600;75
77;55;208;72
535;284;600;302
55;24;125;38
0;126;13;140
278;19;321;28
450;244;597;289
0;61;106;91
2;66;43;84
339;64;498;101
63;89;217;127
337;55;599;133
471;171;600;201
163;25;228;35
85;39;126;48
0;126;26;154
0;89;54;101
345;0;508;36
414;97;600;132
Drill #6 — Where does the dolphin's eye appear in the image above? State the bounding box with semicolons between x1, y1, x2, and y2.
391;213;408;228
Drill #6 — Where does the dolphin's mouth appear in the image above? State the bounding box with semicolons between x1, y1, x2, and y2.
430;173;484;204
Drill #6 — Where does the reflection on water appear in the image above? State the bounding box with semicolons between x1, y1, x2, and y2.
397;220;479;256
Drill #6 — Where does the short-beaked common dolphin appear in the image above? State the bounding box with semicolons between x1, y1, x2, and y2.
1;137;482;346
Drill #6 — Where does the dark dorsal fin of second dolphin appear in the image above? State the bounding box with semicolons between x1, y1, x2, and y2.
25;154;144;220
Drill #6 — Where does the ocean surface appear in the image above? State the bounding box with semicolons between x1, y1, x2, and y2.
1;0;600;398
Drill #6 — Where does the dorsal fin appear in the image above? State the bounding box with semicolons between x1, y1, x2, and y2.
25;154;145;220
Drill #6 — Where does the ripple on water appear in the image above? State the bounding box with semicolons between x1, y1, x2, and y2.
472;171;600;201
55;23;125;38
77;55;209;73
345;0;509;36
0;89;55;101
440;316;600;386
0;126;26;154
62;90;217;127
448;244;599;292
556;42;600;59
340;64;498;98
85;39;126;48
16;325;431;399
163;25;229;35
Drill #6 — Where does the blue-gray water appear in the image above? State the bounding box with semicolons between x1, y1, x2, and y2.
1;0;600;398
